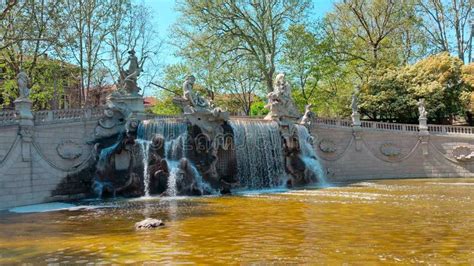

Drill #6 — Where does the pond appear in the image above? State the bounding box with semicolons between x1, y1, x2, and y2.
1;178;474;264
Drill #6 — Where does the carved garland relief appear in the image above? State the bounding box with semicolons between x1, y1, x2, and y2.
452;146;474;161
319;139;337;153
57;140;83;160
379;143;401;157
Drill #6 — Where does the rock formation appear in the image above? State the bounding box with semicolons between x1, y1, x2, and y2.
176;158;203;196
135;218;165;230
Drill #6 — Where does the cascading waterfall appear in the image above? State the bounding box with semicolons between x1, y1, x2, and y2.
229;120;286;189
137;118;188;141
166;161;179;197
137;118;207;196
137;139;152;196
165;134;187;160
295;125;328;186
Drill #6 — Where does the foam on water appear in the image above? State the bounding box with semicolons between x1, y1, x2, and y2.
8;203;105;213
295;125;328;186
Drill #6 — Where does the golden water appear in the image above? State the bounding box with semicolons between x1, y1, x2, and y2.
1;178;474;264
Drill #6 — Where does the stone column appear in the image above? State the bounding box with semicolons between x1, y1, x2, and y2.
351;112;361;127
350;87;362;151
14;72;35;162
417;98;429;155
419;117;428;133
14;98;34;127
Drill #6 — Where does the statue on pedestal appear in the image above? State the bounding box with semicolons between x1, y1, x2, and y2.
14;71;34;127
173;74;228;124
172;75;229;188
17;71;30;99
119;50;145;95
265;73;301;120
417;98;427;119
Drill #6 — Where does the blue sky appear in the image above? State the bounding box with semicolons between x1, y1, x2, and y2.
143;0;336;63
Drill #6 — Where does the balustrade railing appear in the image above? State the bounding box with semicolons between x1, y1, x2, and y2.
34;107;105;124
428;124;474;135
0;110;19;126
315;117;352;128
3;106;474;136
314;116;474;136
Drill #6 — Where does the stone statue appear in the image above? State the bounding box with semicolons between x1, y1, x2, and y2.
265;73;301;120
182;75;211;109
120;50;144;95
300;104;315;128
17;71;30;99
418;98;427;119
176;158;203;196
171;75;230;185
351;88;359;115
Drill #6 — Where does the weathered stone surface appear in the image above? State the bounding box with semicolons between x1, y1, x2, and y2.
135;218;165;230
56;140;83;160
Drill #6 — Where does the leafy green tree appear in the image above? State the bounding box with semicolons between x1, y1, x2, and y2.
174;0;312;93
360;53;473;124
280;24;319;105
325;0;427;80
151;63;190;115
250;97;269;116
0;57;80;110
150;97;181;115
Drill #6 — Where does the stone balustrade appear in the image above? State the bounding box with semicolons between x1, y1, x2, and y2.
0;110;19;126
1;107;474;136
428;124;474;135
314;116;474;135
34;107;105;124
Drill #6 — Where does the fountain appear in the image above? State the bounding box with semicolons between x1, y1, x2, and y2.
229;120;286;189
91;70;326;198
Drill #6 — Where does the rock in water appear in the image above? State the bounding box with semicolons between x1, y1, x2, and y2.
135;218;165;230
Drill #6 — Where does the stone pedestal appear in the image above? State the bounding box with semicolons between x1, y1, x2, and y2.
419;117;428;132
108;94;145;120
351;112;361;127
418;118;429;156
14;98;34;161
14;98;34;126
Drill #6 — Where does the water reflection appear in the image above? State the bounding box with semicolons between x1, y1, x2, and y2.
1;178;474;264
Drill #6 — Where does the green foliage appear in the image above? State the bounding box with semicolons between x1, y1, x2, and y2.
174;0;312;93
250;99;269;117
150;96;181;115
360;53;473;123
0;57;79;110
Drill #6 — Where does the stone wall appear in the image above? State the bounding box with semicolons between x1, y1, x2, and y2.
312;119;474;182
0;109;102;210
1;110;474;209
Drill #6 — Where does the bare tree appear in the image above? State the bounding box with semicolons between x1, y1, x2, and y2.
56;0;114;106
418;0;473;62
106;1;162;96
0;0;17;21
